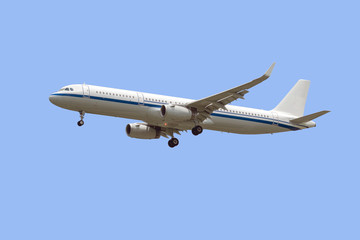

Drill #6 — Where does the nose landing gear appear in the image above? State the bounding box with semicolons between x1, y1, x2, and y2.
77;111;85;126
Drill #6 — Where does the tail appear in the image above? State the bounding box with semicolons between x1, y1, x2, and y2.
273;79;310;116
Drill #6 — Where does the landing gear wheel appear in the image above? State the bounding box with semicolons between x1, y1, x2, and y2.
168;138;179;148
78;111;85;127
192;125;203;136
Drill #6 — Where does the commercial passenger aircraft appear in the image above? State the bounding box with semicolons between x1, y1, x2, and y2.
49;63;329;148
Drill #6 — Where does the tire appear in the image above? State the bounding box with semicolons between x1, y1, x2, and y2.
172;138;179;146
192;125;203;135
168;140;175;148
196;126;203;134
168;138;179;148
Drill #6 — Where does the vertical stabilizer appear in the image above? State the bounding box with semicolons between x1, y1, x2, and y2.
273;79;310;116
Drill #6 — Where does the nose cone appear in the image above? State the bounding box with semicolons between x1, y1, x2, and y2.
49;94;59;106
49;94;55;104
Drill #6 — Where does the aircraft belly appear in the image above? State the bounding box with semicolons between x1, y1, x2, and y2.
205;115;280;134
53;96;94;112
89;99;144;119
58;96;145;120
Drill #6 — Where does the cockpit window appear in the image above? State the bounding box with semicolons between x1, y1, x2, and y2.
59;87;74;92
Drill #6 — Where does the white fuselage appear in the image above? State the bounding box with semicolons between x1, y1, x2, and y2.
49;84;314;134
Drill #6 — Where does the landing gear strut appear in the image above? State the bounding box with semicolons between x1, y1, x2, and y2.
192;125;203;136
168;138;179;148
77;111;85;126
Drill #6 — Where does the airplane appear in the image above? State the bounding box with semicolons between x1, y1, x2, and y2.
49;63;329;148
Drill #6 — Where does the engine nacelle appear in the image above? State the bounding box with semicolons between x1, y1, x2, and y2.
160;105;194;122
126;123;160;139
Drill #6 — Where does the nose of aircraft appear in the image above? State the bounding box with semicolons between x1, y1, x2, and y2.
49;94;58;105
49;94;54;103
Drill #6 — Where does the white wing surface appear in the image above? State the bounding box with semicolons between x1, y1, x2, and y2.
186;62;276;122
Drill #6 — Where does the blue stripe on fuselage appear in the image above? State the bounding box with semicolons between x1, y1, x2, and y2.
51;93;301;131
52;93;138;105
211;112;300;131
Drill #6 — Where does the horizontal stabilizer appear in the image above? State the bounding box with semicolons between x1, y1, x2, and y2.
290;110;330;124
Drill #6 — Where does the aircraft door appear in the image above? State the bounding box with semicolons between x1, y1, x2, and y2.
272;111;279;126
137;92;144;105
82;84;90;98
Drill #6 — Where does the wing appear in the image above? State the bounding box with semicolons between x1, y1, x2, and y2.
186;62;276;122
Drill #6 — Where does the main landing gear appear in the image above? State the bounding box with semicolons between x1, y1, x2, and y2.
192;125;203;136
167;126;203;148
168;138;179;148
77;111;85;126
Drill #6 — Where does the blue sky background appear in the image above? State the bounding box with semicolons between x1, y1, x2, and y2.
1;1;359;239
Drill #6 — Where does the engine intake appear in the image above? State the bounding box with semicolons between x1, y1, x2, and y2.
126;123;160;139
160;105;193;122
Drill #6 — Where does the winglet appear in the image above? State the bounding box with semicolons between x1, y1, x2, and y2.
265;62;276;77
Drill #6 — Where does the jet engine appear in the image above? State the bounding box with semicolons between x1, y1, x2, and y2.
126;123;160;139
160;105;194;122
